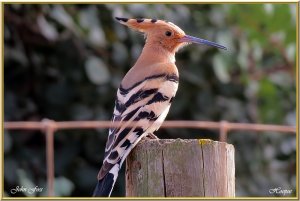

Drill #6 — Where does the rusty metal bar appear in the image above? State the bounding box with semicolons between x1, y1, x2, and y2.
4;119;296;197
4;121;45;130
227;122;296;133
220;121;229;142
4;120;296;133
42;119;56;197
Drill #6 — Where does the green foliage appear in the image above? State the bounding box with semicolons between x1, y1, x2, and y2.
4;3;296;197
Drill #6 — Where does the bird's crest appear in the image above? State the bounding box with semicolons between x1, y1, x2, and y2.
115;17;185;35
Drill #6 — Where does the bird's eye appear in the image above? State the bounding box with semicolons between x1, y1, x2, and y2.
165;31;172;37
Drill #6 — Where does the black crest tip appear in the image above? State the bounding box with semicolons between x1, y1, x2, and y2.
136;18;144;23
115;17;128;22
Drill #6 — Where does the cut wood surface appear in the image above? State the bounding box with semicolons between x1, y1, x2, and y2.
126;139;235;197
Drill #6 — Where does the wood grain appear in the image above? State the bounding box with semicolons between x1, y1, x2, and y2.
126;139;235;197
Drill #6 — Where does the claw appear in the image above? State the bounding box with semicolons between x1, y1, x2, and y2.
147;133;159;139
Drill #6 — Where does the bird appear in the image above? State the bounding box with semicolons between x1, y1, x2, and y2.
92;17;226;197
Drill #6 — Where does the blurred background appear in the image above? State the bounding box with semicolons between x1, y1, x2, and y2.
4;3;297;197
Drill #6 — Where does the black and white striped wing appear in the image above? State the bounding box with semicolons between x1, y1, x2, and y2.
97;74;178;180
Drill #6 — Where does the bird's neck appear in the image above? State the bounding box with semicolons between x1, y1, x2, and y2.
120;44;177;89
133;44;176;68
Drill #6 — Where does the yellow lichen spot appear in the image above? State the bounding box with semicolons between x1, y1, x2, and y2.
198;139;212;145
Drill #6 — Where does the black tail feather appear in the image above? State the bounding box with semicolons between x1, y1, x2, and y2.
92;173;114;197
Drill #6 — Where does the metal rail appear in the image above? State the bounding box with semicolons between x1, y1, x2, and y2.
4;120;296;196
4;120;296;132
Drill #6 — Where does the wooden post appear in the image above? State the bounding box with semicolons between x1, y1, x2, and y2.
126;139;235;197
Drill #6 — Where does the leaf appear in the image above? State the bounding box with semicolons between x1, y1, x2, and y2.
269;72;293;88
88;27;106;47
280;137;296;155
264;4;274;16
286;43;296;63
252;41;263;62
244;80;259;98
285;111;296;126
237;39;250;70
85;56;110;85
50;5;76;32
212;54;230;83
53;177;74;196
37;16;58;41
216;30;235;53
79;7;106;47
257;79;283;123
4;46;28;65
17;169;36;196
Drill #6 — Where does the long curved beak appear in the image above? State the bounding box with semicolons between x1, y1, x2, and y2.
180;35;227;50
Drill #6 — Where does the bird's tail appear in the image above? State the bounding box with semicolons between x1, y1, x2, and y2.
92;164;120;197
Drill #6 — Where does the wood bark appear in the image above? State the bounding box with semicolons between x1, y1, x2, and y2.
126;139;235;197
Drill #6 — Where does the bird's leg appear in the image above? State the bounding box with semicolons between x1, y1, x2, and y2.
141;133;159;141
147;133;159;139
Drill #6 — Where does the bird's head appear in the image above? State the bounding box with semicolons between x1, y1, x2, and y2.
115;17;226;54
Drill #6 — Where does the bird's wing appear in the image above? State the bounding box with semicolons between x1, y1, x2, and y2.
97;73;179;180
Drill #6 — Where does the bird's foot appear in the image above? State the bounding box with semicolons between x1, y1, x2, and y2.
142;133;159;141
147;133;159;140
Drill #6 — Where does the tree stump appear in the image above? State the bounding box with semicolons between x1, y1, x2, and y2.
126;139;235;197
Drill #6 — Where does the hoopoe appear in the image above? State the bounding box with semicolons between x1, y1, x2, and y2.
93;17;226;197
